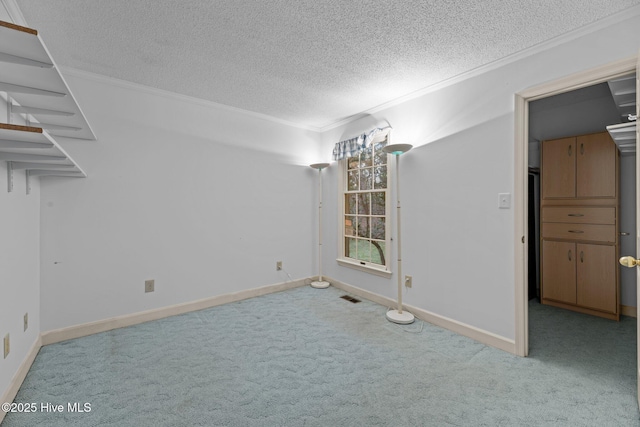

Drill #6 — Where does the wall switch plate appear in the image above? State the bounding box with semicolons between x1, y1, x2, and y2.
498;193;511;209
276;261;282;271
3;334;9;359
405;275;412;288
145;279;155;293
24;313;28;332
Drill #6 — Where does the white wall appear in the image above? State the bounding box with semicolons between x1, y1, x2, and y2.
39;73;321;331
321;13;640;341
0;103;41;398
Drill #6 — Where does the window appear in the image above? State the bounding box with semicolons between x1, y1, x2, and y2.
339;133;390;275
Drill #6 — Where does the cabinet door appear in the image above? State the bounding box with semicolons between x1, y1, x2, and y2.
542;137;575;199
576;133;616;198
576;244;617;313
542;240;576;304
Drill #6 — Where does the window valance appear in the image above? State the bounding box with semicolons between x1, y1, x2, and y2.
332;126;391;160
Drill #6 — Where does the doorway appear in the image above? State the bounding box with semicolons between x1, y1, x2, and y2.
514;57;637;357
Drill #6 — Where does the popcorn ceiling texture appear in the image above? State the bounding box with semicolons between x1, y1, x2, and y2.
14;0;640;128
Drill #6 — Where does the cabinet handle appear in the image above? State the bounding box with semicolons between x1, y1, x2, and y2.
580;251;584;263
567;214;584;217
568;145;572;156
568;250;572;261
580;143;584;155
568;230;584;233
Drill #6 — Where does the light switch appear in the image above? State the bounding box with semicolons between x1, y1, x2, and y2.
499;193;511;209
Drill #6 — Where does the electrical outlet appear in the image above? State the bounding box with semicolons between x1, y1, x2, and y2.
24;313;28;332
276;261;282;271
3;334;9;359
145;279;155;293
405;275;412;288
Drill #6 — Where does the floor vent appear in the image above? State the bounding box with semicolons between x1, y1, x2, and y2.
340;295;361;303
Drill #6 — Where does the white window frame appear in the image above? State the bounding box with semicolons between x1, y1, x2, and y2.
336;130;392;278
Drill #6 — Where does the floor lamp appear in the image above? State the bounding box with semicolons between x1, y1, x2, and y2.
383;143;415;324
310;162;330;289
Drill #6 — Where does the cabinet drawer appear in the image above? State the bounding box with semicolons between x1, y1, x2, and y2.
541;207;615;224
542;223;616;243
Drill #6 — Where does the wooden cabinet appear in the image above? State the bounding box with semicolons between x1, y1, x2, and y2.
540;131;619;320
541;207;615;224
576;133;617;198
577;244;617;313
542;240;576;304
542;136;575;199
542;240;616;314
542;133;617;200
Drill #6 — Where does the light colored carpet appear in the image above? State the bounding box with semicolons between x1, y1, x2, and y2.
2;285;638;426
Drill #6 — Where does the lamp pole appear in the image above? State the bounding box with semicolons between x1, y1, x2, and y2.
310;163;330;289
382;144;414;324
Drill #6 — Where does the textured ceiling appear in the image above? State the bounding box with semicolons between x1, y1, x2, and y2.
11;0;640;130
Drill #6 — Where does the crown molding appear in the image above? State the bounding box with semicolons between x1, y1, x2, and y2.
317;4;640;132
60;67;322;133
6;0;639;134
3;0;319;133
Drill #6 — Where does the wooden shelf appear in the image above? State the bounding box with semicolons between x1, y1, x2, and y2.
0;20;93;192
0;20;96;141
0;21;38;36
0;123;86;179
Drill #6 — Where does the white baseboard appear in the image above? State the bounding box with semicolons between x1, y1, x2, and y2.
621;304;637;318
41;279;308;345
0;336;41;424
327;276;517;354
0;278;311;423
2;278;308;423
2;275;516;424
41;278;308;346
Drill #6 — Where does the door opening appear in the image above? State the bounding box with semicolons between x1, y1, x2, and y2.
516;59;638;410
515;57;637;358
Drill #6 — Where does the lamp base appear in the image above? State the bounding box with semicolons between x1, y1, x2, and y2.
386;309;415;324
310;280;330;289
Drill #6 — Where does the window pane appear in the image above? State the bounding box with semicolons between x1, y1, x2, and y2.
361;146;373;167
370;241;385;265
345;216;355;236
342;135;389;270
371;192;385;215
357;217;369;238
373;141;387;166
345;194;357;214
347;170;359;191
371;217;385;240
360;168;372;190
358;193;370;214
356;240;372;262
347;157;359;170
345;237;356;259
374;165;387;189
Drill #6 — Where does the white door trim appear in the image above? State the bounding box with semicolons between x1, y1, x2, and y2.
514;56;637;357
634;50;640;409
